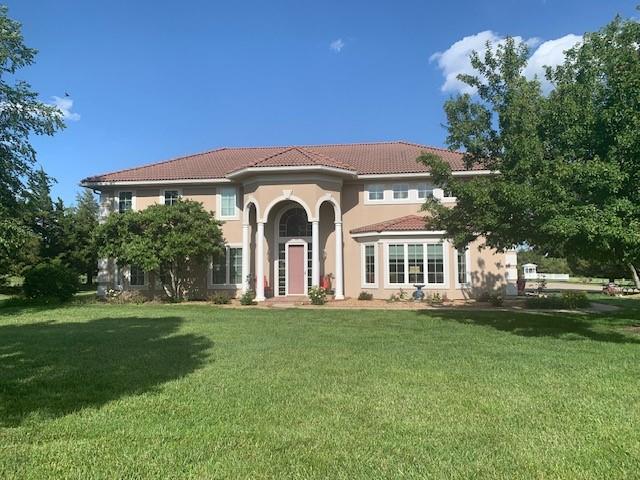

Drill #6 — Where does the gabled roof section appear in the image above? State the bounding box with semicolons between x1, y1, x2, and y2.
226;146;356;177
81;141;476;184
350;215;431;234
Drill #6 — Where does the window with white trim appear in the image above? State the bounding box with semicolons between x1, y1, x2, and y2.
219;187;237;218
388;244;405;284
387;242;446;285
392;184;409;200
118;192;133;213
408;244;424;283
212;247;243;285
417;183;433;199
363;244;377;285
130;265;146;287
457;247;470;285
427;243;444;284
164;190;180;205
367;184;384;201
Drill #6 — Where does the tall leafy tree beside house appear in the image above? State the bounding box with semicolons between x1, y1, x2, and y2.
65;189;100;285
0;5;65;276
95;200;225;301
420;13;640;287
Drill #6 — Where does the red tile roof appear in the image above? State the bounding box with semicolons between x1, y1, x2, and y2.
350;215;430;234
82;141;473;184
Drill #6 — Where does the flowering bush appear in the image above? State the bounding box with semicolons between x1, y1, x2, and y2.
308;286;327;305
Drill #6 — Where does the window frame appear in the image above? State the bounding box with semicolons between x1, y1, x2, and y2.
366;184;385;202
217;186;238;219
162;189;182;206
361;243;378;288
209;245;243;288
116;190;135;213
383;240;448;288
392;183;409;200
129;264;147;288
455;246;471;288
416;183;433;200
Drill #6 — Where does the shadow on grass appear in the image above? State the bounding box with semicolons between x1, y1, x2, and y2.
420;309;640;344
0;316;212;427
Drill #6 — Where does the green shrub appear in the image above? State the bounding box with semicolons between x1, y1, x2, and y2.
477;291;491;302
210;292;231;304
489;293;504;307
524;295;567;309
561;291;590;309
308;286;327;305
23;262;79;302
106;290;148;304
358;291;373;300
239;290;256;306
429;292;443;305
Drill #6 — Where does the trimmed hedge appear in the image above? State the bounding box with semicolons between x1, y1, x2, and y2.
23;262;79;302
525;291;590;310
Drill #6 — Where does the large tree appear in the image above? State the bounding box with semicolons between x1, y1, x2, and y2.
421;13;640;287
95;200;225;301
0;5;64;276
65;189;100;285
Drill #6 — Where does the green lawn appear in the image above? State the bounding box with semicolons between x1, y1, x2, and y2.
1;299;639;479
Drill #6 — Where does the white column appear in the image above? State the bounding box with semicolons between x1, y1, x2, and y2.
255;221;265;301
241;223;250;293
311;220;320;287
334;221;344;299
97;192;110;298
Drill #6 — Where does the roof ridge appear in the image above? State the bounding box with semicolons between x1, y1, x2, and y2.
248;146;297;168
396;140;463;155
297;146;356;171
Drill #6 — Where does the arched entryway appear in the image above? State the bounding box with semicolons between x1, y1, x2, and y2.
273;205;313;296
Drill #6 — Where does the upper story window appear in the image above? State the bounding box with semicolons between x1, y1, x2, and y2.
219;187;237;218
417;183;433;199
392;184;409;200
164;190;180;206
118;192;133;213
367;184;384;201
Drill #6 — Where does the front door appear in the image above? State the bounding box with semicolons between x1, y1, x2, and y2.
287;244;305;295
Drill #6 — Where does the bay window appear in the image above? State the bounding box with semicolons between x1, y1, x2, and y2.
386;242;446;286
362;243;377;286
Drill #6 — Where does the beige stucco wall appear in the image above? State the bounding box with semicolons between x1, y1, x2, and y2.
98;175;510;300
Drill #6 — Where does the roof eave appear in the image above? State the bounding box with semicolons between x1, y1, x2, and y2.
226;165;358;180
350;230;447;238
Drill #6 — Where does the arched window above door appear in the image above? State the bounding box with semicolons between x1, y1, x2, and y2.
279;207;311;237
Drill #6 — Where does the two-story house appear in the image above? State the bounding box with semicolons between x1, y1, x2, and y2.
81;141;517;301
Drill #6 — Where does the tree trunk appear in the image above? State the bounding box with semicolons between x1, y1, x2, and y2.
629;263;640;289
86;270;93;286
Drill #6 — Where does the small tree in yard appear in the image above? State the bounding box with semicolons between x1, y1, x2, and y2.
96;200;225;301
420;12;640;288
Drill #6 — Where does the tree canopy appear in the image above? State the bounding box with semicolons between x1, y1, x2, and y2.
420;13;640;287
95;200;225;301
0;5;64;278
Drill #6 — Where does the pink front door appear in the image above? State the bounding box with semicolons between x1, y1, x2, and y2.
287;244;305;295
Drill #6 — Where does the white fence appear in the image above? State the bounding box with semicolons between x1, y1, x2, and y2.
523;272;570;281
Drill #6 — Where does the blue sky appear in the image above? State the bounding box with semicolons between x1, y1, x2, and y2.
6;0;636;203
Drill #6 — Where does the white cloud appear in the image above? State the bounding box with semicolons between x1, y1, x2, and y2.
523;34;582;90
51;95;81;121
330;38;345;53
430;31;581;94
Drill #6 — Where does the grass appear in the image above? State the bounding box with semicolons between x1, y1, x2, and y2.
1;298;639;478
